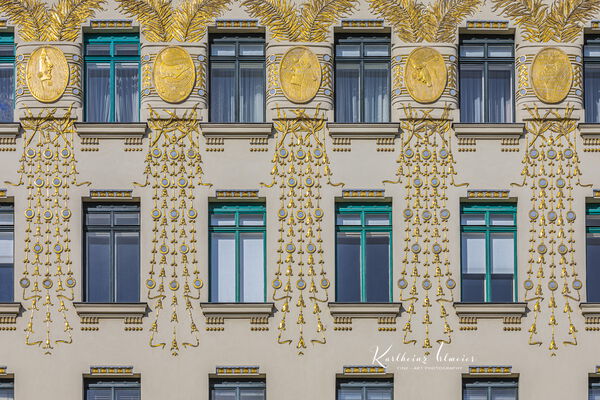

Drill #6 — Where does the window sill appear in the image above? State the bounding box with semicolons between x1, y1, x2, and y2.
453;123;524;139
0;302;22;317
578;123;600;136
75;123;148;139
200;302;275;318
454;302;527;318
580;302;600;315
327;123;399;139
201;123;273;138
328;302;402;318
73;302;148;318
0;123;20;138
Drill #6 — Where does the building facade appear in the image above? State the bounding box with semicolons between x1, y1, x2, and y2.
0;0;600;398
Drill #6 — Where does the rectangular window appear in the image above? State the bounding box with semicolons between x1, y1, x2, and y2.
585;36;600;123
335;35;390;123
85;379;140;400
210;203;266;302
84;203;140;303
209;35;265;123
210;379;266;400
587;204;600;301
0;380;13;400
463;379;517;400
84;34;139;123
0;34;14;123
0;205;13;303
460;203;517;302
591;378;600;400
459;36;514;123
337;379;393;400
336;203;391;302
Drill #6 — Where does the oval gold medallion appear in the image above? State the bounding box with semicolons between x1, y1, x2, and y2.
405;47;447;104
280;46;322;104
531;47;572;104
26;46;69;103
153;46;196;103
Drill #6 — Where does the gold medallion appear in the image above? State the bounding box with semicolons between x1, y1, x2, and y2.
531;47;572;104
280;46;321;104
26;46;69;103
405;47;447;104
153;46;196;104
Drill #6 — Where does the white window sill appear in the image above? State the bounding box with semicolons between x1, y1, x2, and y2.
580;303;600;316
327;123;399;139
0;302;21;317
200;302;275;319
201;123;273;138
75;123;147;139
454;302;527;318
0;123;20;138
328;302;402;318
453;123;524;139
73;302;148;319
579;123;600;136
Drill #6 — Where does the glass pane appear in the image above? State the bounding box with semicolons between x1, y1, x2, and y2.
490;213;514;226
585;45;600;57
336;45;360;57
488;63;513;123
115;388;141;400
211;44;236;56
364;63;389;123
115;43;139;56
212;388;237;400
464;387;488;400
115;231;140;302
240;388;266;400
336;232;361;302
366;388;392;400
460;63;484;123
239;213;264;226
585;64;600;123
0;64;14;123
461;213;485;225
587;232;600;302
86;232;111;302
336;213;361;226
0;45;13;57
210;233;236;302
462;232;486;273
365;213;390;226
491;387;517;400
364;44;389;57
590;386;600;400
365;232;390;302
114;213;140;225
0;232;13;264
115;62;139;123
239;62;264;123
86;44;110;56
488;45;513;57
240;232;265;302
210;62;236;123
491;232;515;273
460;45;484;58
86;387;112;400
0;212;12;225
239;44;264;56
85;63;110;122
338;388;363;400
587;214;600;227
0;265;13;303
87;213;111;225
211;213;235;226
336;62;360;122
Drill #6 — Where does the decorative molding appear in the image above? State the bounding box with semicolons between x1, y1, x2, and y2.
0;366;6;375
579;124;600;136
341;189;385;199
455;303;526;332
73;303;147;318
0;189;6;199
201;123;272;139
466;20;509;30
466;190;510;200
0;303;20;331
341;19;384;28
580;303;600;330
468;366;513;375
76;123;147;139
215;190;259;199
0;19;6;28
90;19;133;29
89;189;133;199
215;366;260;376
215;19;259;28
201;303;274;332
329;303;401;331
594;190;600;199
453;123;524;139
328;123;398;139
0;124;19;138
89;366;134;376
593;20;600;29
342;366;386;375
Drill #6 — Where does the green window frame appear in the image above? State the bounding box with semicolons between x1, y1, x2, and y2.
335;203;392;302
337;379;393;400
85;378;140;400
83;33;140;123
586;204;600;301
209;203;266;302
463;378;518;400
460;203;517;303
0;33;15;123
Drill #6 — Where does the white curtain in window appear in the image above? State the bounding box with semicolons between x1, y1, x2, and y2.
0;64;13;123
86;62;110;122
335;63;360;123
115;62;139;122
239;62;264;123
461;232;486;273
488;63;513;123
211;233;236;302
364;63;389;123
585;64;600;123
460;64;484;123
0;232;13;264
490;232;514;274
240;232;264;302
210;62;236;122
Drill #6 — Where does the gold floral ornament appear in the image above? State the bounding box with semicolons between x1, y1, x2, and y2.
26;46;69;103
369;0;482;43
241;0;358;42
280;46;322;103
153;46;196;103
492;0;600;43
531;47;573;104
115;0;231;42
405;47;447;103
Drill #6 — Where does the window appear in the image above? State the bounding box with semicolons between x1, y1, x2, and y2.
337;379;393;400
84;204;140;302
335;35;390;123
85;379;140;400
210;203;266;302
591;378;600;400
336;203;391;302
0;380;13;400
587;204;600;301
0;34;14;123
461;203;516;302
463;379;517;400
0;205;13;303
585;36;600;123
209;35;265;123
84;34;139;123
459;36;514;123
210;379;266;400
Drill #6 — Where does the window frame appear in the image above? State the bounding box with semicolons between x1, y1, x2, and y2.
0;33;15;123
210;378;266;400
83;33;140;123
83;203;141;303
336;379;393;400
209;203;267;302
335;203;392;302
334;34;391;123
463;378;518;400
586;203;600;301
84;378;140;400
0;204;14;303
584;35;600;123
459;35;515;123
208;34;266;123
460;203;517;302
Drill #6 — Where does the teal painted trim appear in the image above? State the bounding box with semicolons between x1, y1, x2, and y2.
0;34;15;122
587;203;600;214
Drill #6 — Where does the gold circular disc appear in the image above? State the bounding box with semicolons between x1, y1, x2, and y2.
531;47;572;104
405;47;447;104
153;46;196;104
26;46;69;103
279;46;322;104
